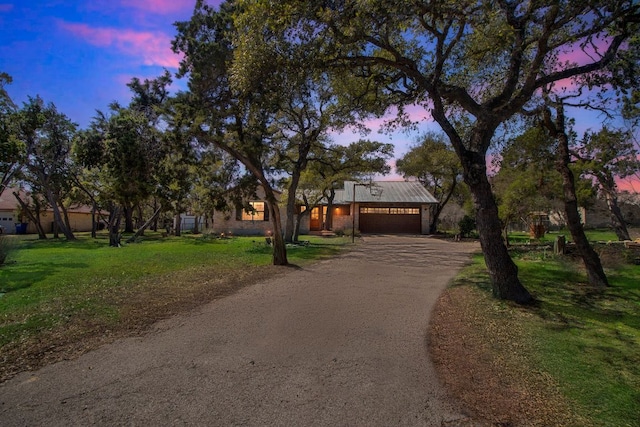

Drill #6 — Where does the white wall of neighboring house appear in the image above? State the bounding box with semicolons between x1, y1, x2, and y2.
0;211;17;233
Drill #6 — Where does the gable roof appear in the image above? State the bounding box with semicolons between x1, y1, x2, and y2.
0;188;98;214
0;188;27;211
338;181;438;204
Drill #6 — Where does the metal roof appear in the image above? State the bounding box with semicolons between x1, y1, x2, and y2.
338;181;438;204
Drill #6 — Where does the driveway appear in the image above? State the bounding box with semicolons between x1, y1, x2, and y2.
0;235;480;426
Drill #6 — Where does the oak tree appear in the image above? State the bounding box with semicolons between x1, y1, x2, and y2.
237;0;639;302
576;127;639;241
396;132;463;234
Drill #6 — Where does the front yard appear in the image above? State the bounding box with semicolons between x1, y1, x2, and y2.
431;229;640;426
0;232;349;382
3;228;638;426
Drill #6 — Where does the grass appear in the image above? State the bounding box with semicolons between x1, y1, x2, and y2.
0;232;350;380
457;239;640;426
507;228;623;245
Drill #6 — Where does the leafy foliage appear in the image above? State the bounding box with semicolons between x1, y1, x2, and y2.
0;73;22;196
396;132;464;233
236;0;638;302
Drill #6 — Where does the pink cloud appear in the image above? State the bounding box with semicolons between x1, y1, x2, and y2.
60;22;181;68
0;4;13;12
121;0;196;14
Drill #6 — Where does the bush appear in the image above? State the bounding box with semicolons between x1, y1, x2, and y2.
340;228;360;239
458;215;476;238
0;235;14;266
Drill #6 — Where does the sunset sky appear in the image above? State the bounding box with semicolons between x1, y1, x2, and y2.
1;1;635;189
0;0;207;127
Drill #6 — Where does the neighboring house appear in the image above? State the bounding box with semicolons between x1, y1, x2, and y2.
0;192;16;234
210;181;438;236
0;188;99;234
585;193;640;228
0;189;23;234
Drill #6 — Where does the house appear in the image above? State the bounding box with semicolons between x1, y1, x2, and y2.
0;188;98;234
210;181;438;236
210;186;286;236
0;192;16;234
301;181;438;235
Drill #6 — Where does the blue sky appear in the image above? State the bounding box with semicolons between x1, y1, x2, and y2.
0;0;207;127
0;0;424;173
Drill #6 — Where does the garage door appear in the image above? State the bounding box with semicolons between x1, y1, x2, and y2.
0;214;15;234
359;207;421;234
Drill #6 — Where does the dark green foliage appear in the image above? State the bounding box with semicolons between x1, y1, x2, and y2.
458;215;476;237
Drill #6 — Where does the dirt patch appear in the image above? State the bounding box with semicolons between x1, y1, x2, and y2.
0;264;287;383
428;284;587;427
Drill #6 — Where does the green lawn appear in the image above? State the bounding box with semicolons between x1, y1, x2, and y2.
462;242;640;426
0;232;349;374
507;228;624;245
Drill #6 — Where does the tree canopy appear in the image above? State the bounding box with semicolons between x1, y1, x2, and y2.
231;0;639;302
396;132;463;233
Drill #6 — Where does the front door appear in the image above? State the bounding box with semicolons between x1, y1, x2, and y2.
310;207;323;231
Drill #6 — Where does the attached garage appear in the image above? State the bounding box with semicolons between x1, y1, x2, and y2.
359;206;422;234
319;181;438;235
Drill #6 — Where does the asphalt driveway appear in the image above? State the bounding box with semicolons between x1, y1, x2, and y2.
0;235;480;426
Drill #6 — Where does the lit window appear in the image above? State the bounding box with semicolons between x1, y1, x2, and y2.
360;207;420;214
241;201;268;221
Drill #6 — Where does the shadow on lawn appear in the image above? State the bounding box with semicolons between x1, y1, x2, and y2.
0;261;89;294
518;260;640;333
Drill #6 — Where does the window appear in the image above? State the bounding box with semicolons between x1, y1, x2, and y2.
360;207;420;215
238;201;269;221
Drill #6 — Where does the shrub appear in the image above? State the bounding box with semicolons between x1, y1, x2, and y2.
458;215;476;238
341;228;361;239
0;235;14;266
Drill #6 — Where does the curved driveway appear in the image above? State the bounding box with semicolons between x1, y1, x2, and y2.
1;235;480;426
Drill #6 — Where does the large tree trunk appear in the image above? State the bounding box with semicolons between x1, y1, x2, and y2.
136;204;145;229
152;198;159;232
429;205;439;235
109;205;122;247
174;212;182;236
324;189;336;230
293;208;311;242
555;132;609;287
264;189;288;265
60;203;74;238
463;155;533;303
193;215;200;234
123;202;135;233
603;187;630;241
45;188;76;241
434;104;532;303
33;201;47;239
91;203;98;239
544;103;608;287
284;170;302;243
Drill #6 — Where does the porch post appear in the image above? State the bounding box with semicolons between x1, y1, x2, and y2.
352;182;356;243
